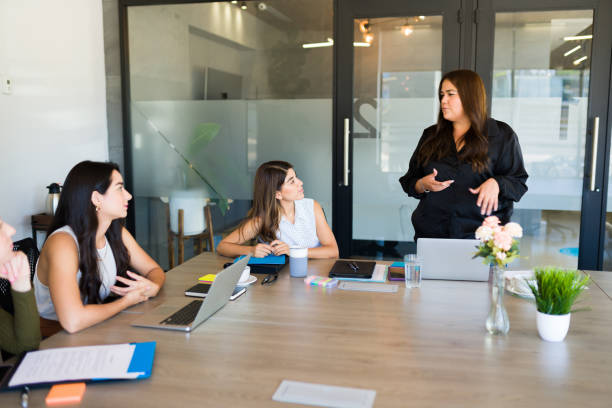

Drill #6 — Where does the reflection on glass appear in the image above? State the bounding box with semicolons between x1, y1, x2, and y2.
492;11;593;269
127;1;333;268
351;16;442;258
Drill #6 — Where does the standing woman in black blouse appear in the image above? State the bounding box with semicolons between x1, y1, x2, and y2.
399;69;528;239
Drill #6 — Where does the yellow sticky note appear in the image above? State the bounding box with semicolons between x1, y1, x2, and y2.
198;274;216;283
45;382;86;405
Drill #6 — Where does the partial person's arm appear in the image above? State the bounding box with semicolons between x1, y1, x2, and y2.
0;252;41;354
115;228;165;297
306;201;339;259
492;127;528;202
217;218;276;258
43;233;148;334
399;130;428;198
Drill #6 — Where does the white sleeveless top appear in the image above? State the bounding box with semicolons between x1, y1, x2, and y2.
276;198;321;249
34;226;117;320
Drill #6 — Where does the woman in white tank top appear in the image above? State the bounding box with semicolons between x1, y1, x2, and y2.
217;161;338;259
35;161;165;335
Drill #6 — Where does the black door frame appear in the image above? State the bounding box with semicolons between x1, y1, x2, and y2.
333;0;466;257
474;0;612;270
333;0;612;269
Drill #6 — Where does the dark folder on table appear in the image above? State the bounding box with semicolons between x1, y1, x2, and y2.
329;260;376;279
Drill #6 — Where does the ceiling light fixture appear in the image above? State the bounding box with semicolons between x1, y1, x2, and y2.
573;56;587;65
230;0;238;3
419;16;425;21
563;45;581;57
303;39;333;48
359;20;370;33
401;24;413;36
257;2;267;10
364;33;374;44
302;39;371;48
240;1;247;10
564;34;592;41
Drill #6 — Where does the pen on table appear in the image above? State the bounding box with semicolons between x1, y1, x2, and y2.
21;386;29;408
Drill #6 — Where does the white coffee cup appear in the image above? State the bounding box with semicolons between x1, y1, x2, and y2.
238;266;251;284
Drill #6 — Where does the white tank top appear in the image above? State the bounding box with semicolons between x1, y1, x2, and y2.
34;226;117;320
276;198;321;249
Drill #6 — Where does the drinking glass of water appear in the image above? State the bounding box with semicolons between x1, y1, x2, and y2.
404;254;422;288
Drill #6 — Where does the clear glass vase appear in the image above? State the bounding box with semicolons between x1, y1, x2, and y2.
486;264;510;335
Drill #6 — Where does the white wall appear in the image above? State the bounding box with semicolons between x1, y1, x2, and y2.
0;0;109;242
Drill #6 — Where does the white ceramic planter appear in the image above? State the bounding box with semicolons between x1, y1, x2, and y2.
536;311;571;342
169;190;208;235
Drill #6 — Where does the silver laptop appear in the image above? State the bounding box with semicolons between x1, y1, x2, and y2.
132;256;250;332
417;238;489;281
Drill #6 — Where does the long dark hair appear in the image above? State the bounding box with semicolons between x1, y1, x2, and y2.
238;160;293;243
417;69;489;173
48;161;130;304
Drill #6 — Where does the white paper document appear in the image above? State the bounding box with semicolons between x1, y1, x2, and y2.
272;380;376;408
9;344;140;387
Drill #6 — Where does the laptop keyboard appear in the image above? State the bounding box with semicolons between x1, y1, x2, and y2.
160;300;203;325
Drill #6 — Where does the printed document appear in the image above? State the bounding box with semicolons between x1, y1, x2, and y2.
9;344;141;387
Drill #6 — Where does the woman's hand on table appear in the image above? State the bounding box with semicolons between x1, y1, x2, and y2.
253;243;275;258
270;240;290;256
111;270;160;298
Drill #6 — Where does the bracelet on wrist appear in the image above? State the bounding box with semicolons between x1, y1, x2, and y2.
419;179;430;194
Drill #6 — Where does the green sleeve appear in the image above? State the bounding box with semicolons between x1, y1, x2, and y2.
0;289;41;355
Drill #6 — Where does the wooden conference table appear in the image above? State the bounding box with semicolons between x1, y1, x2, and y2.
2;253;612;407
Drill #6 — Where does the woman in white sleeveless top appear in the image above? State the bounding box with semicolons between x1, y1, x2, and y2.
217;161;338;259
35;161;165;335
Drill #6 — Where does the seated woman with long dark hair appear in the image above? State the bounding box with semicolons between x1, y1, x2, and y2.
217;161;338;259
34;161;165;335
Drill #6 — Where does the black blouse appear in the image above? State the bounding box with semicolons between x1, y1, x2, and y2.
399;118;528;240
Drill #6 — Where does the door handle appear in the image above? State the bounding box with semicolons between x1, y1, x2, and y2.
343;118;350;187
590;116;600;192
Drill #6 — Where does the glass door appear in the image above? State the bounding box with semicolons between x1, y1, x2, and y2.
122;0;334;269
334;0;462;258
475;0;612;270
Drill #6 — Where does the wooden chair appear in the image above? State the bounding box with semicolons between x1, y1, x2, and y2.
166;203;215;269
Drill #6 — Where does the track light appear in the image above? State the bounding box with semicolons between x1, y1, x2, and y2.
359;20;370;34
240;1;247;10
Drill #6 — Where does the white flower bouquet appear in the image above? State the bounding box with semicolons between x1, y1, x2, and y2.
474;216;522;267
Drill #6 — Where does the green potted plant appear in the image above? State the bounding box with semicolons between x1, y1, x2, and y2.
526;267;589;342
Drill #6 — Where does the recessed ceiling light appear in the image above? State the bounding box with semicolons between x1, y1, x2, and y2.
564;35;592;41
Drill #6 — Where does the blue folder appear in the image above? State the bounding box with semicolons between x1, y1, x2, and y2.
235;254;286;265
234;254;286;274
125;341;155;379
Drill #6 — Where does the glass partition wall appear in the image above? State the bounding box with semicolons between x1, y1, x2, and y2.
491;10;593;269
126;1;333;269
